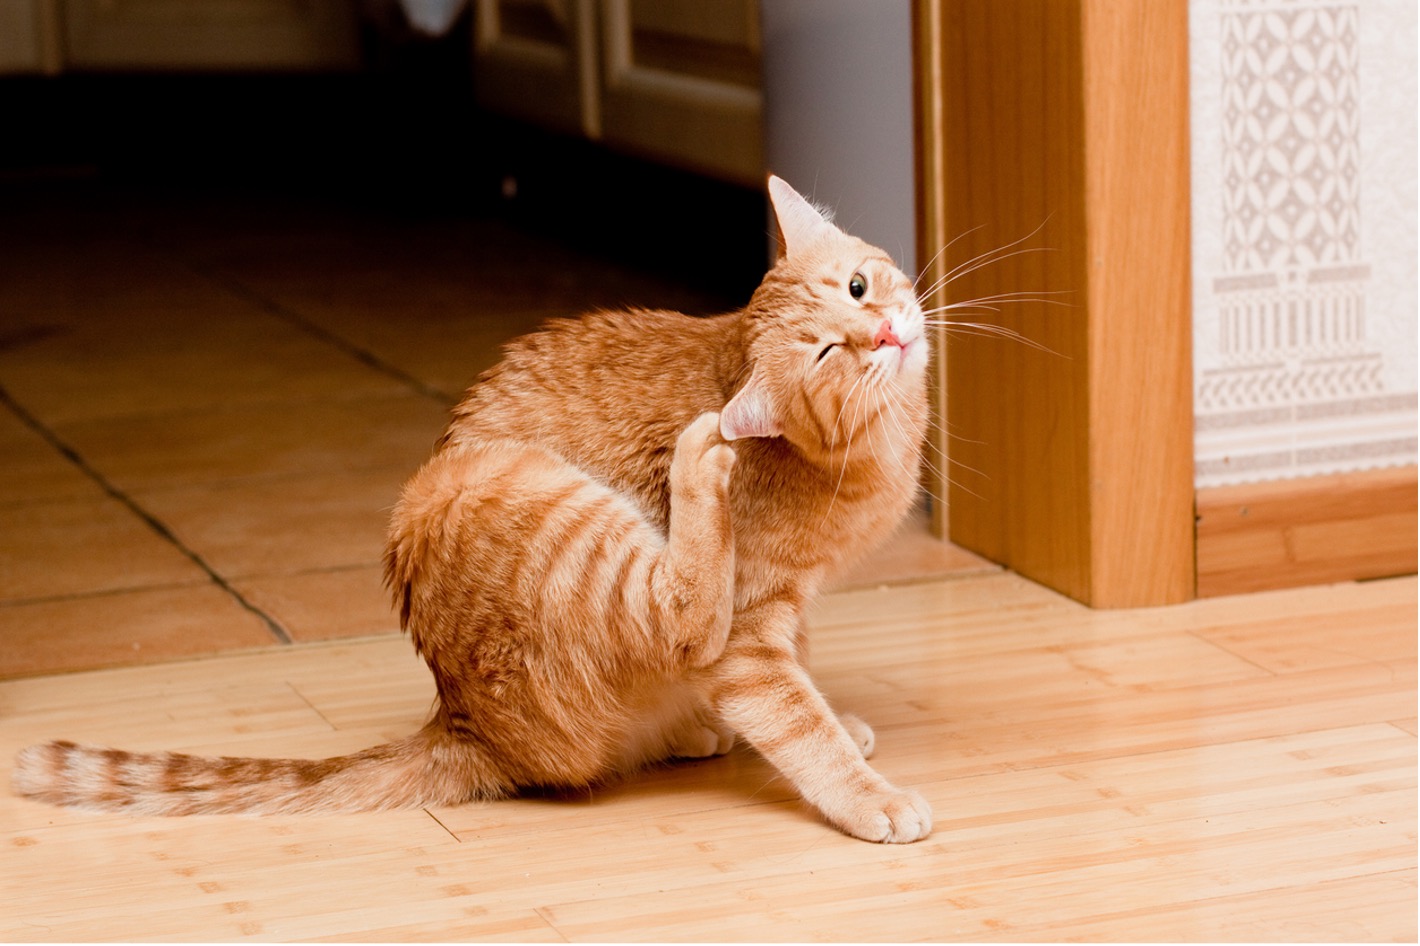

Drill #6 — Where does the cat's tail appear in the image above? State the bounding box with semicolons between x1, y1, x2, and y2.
11;715;505;816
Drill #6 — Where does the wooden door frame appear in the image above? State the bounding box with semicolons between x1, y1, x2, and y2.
913;0;1196;608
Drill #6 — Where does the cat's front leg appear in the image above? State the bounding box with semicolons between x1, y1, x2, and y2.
790;616;873;758
710;601;931;843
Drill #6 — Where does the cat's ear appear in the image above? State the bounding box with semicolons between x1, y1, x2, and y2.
720;370;782;441
768;175;836;259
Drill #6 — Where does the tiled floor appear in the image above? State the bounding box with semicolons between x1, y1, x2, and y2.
0;181;987;679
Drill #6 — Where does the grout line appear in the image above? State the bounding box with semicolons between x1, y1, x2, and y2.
173;254;459;405
0;384;295;646
0;578;213;610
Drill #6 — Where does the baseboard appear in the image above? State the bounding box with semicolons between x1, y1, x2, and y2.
1195;466;1418;598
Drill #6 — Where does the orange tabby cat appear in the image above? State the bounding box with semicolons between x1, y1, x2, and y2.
13;176;933;843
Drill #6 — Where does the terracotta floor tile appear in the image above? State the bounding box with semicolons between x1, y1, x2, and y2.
275;304;554;398
0;305;412;427
0;235;238;326
0;409;102;505
233;566;400;643
0;496;209;603
181;222;729;398
133;467;411;579
0;584;279;679
53;394;451;492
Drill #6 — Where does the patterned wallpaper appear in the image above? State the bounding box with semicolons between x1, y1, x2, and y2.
1190;0;1417;487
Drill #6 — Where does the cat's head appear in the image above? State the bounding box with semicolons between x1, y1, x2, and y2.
721;176;928;458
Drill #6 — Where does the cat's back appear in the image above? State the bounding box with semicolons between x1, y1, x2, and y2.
440;307;740;520
453;308;735;426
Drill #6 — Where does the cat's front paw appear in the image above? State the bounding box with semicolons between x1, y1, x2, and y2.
831;787;933;844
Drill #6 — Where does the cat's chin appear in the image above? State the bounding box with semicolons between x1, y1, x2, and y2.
887;335;930;382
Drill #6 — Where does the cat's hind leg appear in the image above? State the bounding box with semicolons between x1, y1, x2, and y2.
666;704;736;759
648;411;737;670
838;713;875;758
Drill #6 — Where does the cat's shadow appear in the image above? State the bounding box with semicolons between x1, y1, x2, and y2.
433;743;817;833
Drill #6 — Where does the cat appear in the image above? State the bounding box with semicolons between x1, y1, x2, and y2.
12;176;933;843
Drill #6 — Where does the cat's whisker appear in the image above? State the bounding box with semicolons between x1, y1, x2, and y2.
916;219;1054;302
922;301;1073;320
828;370;871;452
925;321;1065;357
824;374;873;521
912;224;988;291
876;394;934;486
879;385;962;488
921;290;1075;316
919;246;1058;304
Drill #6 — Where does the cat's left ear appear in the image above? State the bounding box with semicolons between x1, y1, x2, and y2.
768;175;837;259
720;369;782;441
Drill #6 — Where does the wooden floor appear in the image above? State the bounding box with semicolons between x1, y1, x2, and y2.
3;571;1414;941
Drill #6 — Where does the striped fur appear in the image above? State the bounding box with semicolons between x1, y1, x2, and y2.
13;176;933;842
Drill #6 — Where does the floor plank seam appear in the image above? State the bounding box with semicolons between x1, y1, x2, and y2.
0;383;295;646
1184;629;1279;676
531;906;574;943
286;682;342;733
422;808;461;843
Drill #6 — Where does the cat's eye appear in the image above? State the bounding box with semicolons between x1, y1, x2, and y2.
816;342;839;363
848;272;867;300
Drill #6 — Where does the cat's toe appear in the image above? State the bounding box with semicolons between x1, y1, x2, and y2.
839;713;875;758
681;411;724;452
837;788;933;844
671;725;732;759
704;443;736;486
710;722;736;755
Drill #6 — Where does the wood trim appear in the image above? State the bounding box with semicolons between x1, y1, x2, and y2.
1196;466;1419;598
915;0;1195;608
912;0;949;540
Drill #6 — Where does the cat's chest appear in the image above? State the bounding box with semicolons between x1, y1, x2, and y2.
729;438;920;582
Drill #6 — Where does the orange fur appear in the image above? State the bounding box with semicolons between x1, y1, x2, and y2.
12;176;933;842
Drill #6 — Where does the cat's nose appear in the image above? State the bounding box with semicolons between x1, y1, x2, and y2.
873;318;903;350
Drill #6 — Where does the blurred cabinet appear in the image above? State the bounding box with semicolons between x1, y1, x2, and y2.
474;0;763;185
1;0;361;72
62;0;360;70
473;0;600;136
0;0;59;73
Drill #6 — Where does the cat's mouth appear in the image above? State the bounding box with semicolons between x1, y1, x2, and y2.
868;314;927;378
875;330;927;378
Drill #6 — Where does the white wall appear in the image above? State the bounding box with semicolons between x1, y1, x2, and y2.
1190;0;1417;487
760;0;916;275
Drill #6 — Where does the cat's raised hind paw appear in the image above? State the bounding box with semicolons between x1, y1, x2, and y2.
673;411;736;499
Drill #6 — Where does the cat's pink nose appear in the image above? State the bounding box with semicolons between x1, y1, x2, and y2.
873;319;903;350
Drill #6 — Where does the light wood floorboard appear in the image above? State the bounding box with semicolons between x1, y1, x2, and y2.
3;571;1414;941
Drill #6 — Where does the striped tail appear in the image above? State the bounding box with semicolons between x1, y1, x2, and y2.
11;718;501;816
